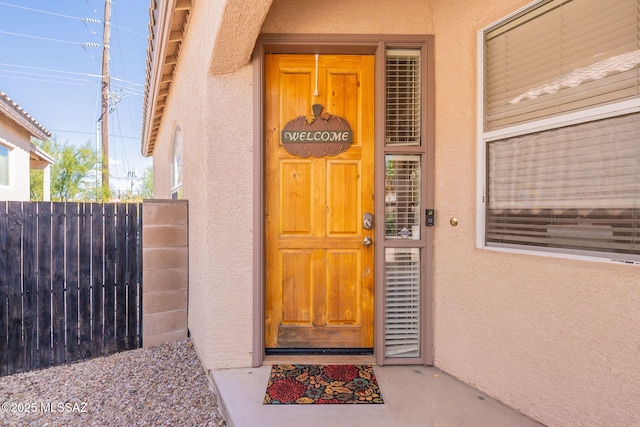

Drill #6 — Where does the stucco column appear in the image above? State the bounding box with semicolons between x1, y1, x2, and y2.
142;199;189;348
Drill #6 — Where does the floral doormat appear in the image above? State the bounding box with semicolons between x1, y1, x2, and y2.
263;364;384;404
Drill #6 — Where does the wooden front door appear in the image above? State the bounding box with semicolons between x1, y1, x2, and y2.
265;54;375;350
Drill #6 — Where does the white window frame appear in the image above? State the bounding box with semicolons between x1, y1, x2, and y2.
0;138;16;187
476;0;640;265
170;124;183;199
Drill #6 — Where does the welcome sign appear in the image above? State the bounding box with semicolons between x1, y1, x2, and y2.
281;129;352;144
281;104;353;158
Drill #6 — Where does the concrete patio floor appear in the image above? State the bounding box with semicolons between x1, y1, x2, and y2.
210;364;545;427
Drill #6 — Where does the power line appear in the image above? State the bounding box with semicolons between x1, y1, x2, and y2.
0;63;99;78
0;30;100;47
83;0;100;16
110;75;144;87
0;68;96;83
0;1;102;23
111;24;146;39
0;74;96;86
110;85;144;97
0;1;149;40
0;74;143;95
112;1;148;19
112;2;140;160
0;63;144;87
113;101;131;177
47;128;141;141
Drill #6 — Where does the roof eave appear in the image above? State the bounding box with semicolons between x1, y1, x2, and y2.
0;92;51;141
141;0;273;157
30;142;54;164
141;0;193;157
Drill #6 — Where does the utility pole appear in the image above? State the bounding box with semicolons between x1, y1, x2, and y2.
100;0;111;201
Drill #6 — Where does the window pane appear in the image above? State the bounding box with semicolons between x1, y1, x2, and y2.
171;126;183;194
385;154;421;240
385;248;420;358
487;113;639;210
484;0;640;131
386;49;421;146
486;113;640;260
0;145;8;186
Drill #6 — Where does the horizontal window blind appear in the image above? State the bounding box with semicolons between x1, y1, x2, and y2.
487;113;639;260
386;49;421;145
486;208;639;259
484;0;640;131
385;154;421;240
488;113;640;210
384;248;420;358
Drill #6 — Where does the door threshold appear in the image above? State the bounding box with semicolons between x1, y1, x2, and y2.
263;354;376;365
266;348;373;356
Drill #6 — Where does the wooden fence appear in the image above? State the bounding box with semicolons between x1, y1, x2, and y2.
0;201;142;376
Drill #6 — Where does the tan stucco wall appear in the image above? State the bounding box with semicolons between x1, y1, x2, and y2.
431;1;639;426
261;0;434;33
151;1;255;369
0;118;32;201
149;0;640;426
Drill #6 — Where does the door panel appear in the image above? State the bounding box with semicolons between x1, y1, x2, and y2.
326;250;359;323
327;161;360;235
281;161;312;234
281;250;312;323
265;54;375;349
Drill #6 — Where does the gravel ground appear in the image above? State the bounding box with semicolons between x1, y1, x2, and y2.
0;339;227;427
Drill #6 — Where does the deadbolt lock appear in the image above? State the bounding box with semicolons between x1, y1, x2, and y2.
363;213;374;230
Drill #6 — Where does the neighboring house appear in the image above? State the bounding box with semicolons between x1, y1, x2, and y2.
0;90;53;201
141;1;639;426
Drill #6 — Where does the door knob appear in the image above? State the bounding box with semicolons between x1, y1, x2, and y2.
363;236;372;247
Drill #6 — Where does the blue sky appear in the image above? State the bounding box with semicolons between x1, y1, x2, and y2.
0;0;151;193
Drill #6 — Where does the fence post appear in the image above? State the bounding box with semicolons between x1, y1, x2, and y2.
6;202;24;375
36;202;52;369
0;202;9;375
141;200;188;348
